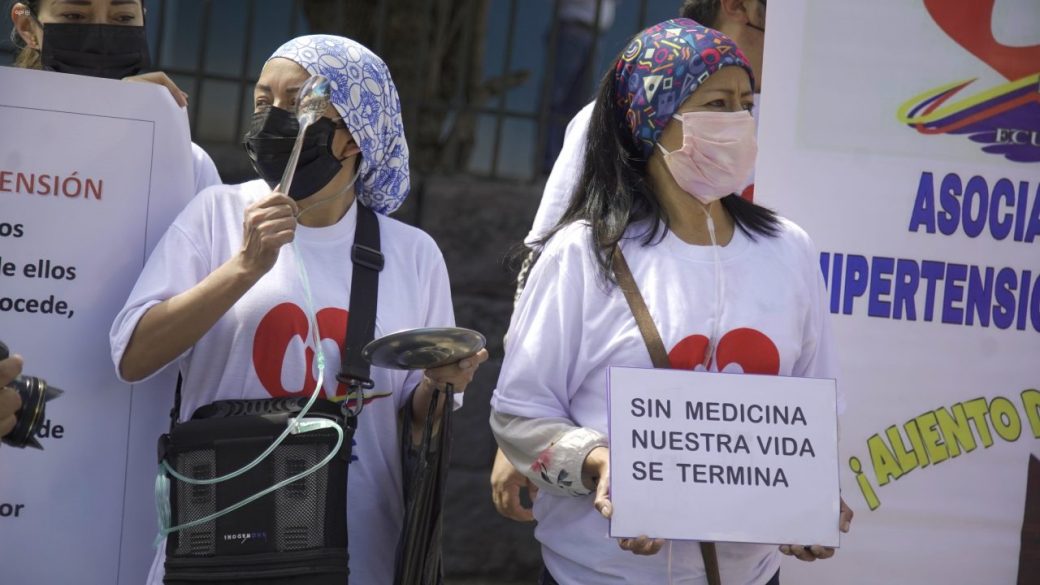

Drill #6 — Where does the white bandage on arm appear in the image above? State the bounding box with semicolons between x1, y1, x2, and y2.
491;410;607;497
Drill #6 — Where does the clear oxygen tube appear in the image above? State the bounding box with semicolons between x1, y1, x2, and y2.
154;174;360;546
665;203;724;584
703;202;724;368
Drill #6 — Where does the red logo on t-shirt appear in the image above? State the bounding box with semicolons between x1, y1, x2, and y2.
253;302;349;398
668;327;779;375
741;183;755;202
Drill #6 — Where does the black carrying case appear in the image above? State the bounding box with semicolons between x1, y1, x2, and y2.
161;398;353;584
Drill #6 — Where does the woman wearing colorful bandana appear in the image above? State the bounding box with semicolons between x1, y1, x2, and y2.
111;34;487;584
491;19;851;585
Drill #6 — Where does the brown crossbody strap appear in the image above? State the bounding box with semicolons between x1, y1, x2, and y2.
612;246;723;585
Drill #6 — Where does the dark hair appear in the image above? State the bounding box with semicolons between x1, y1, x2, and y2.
534;62;780;285
680;0;721;27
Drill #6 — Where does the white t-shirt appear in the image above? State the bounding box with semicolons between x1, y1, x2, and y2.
110;179;455;585
190;142;222;194
492;217;839;585
526;94;762;246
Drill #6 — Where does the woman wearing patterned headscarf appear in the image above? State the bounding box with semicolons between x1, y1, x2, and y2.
111;34;487;584
491;19;851;585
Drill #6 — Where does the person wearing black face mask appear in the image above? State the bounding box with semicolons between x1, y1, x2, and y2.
112;35;487;585
243;105;355;201
9;0;222;195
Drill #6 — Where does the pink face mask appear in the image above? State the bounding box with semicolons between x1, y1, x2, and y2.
657;111;758;204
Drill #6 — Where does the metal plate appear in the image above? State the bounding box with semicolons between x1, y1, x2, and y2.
362;327;486;370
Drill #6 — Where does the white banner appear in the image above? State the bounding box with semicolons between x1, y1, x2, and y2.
756;0;1040;583
607;366;840;546
0;67;195;584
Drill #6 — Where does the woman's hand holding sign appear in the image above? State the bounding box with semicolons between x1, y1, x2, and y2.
583;446;666;556
780;498;854;561
585;446;853;560
123;71;190;108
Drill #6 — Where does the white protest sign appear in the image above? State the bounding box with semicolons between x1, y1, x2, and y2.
754;0;1040;582
0;66;195;585
608;366;840;546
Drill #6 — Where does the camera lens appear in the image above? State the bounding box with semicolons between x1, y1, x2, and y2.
0;341;64;449
3;376;62;449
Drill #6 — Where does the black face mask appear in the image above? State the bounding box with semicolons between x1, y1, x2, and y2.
243;106;346;201
40;23;150;79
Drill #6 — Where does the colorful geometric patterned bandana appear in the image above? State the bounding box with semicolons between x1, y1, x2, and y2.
614;18;754;159
270;35;409;215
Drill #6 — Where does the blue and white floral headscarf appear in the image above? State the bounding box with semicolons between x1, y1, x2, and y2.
270;35;409;215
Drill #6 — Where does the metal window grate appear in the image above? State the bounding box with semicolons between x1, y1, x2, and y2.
4;0;674;184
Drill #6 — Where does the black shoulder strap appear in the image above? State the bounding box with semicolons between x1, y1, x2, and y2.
170;203;384;429
169;373;182;433
336;203;384;413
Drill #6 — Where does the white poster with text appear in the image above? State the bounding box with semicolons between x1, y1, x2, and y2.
608;366;839;546
0;66;195;585
755;0;1039;583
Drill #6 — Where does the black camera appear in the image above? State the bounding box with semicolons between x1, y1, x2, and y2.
0;340;63;449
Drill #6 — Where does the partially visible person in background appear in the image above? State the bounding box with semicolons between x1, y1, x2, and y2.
9;0;221;194
493;0;768;522
540;0;618;174
0;352;23;437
